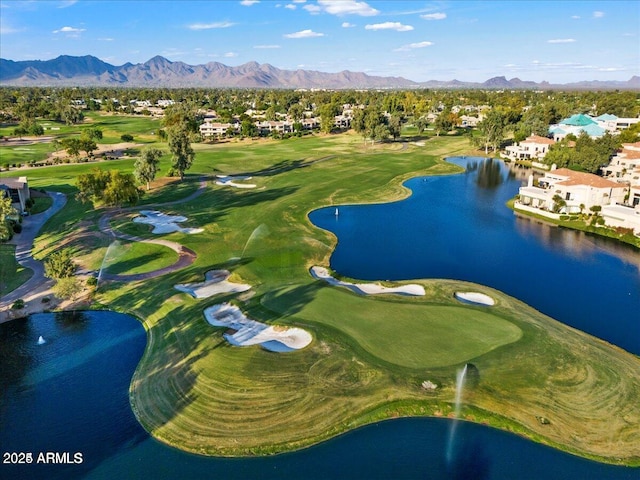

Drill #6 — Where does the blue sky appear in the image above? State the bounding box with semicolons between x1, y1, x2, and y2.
1;0;638;83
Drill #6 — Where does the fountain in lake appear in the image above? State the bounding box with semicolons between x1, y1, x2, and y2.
37;336;46;345
446;363;468;463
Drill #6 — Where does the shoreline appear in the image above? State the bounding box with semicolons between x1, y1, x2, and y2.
4;145;639;466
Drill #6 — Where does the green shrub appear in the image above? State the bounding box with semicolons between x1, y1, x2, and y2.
11;299;25;309
86;276;98;287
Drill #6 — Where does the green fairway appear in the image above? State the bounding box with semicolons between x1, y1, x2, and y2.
264;286;522;368
5;114;638;465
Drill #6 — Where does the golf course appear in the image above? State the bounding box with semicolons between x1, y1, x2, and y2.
2;113;639;466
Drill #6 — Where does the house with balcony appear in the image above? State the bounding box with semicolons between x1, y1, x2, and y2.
516;166;626;215
504;135;555;162
199;121;239;138
602;142;640;187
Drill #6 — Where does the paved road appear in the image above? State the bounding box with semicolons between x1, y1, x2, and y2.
0;191;67;307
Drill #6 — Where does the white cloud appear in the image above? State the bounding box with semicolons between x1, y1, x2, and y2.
547;38;576;44
342;22;355;28
188;22;235;30
284;29;325;38
292;0;306;3
98;37;114;42
316;0;379;16
571;15;580;19
420;13;446;20
240;0;259;6
303;4;322;14
394;41;434;51
58;0;78;8
254;44;282;49
365;22;413;32
224;52;238;57
52;26;85;35
593;11;604;18
285;4;296;9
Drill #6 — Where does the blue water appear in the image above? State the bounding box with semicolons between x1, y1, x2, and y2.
309;157;640;355
1;158;639;479
0;310;636;479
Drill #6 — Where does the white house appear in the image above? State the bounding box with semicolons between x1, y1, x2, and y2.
517;167;626;214
600;201;640;235
602;142;640;187
199;121;238;138
504;135;555;162
594;114;640;133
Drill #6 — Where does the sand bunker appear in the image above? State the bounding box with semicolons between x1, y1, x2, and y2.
310;266;425;296
204;303;312;352
175;270;251;299
454;292;495;306
133;210;204;234
215;175;257;189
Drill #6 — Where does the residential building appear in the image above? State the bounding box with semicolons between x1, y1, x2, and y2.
602;142;640;186
594;114;640;133
549;114;606;141
199;121;239;138
600;200;640;235
0;176;30;214
504;135;555;162
517;166;626;214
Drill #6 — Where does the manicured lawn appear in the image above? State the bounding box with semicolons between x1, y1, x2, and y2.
0;244;32;295
263;286;522;368
11;117;639;465
102;241;179;275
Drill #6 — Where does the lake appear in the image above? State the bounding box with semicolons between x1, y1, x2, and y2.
1;157;638;479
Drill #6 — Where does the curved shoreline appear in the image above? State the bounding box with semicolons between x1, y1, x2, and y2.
82;154;639;466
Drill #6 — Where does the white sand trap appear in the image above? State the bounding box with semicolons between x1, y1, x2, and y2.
454;292;495;306
175;270;251;299
215;175;257;189
310;266;425;296
204;303;312;352
133;210;204;234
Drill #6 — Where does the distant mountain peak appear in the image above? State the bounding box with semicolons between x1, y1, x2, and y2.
0;55;638;90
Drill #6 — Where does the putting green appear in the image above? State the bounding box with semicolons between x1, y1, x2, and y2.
263;286;522;368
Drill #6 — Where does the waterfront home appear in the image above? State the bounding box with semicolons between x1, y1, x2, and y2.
504;135;555;162
517;166;626;215
602;142;640;187
601;200;640;235
0;176;30;214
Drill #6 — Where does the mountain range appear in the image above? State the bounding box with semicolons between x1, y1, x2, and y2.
1;55;639;90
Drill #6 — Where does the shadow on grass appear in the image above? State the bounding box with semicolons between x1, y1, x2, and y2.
228;156;335;178
104;251;171;275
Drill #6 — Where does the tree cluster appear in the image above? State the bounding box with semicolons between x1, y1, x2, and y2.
76;168;142;207
543;132;621;173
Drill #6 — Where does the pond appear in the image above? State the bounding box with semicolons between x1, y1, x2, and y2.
2;157;638;479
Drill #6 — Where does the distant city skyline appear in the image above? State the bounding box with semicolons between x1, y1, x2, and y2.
1;0;638;83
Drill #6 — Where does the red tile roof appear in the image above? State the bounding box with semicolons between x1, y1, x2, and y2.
552;168;625;189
